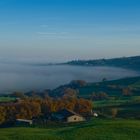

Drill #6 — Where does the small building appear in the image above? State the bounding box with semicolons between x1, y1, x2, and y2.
52;109;85;123
16;119;33;125
93;112;98;117
90;110;98;117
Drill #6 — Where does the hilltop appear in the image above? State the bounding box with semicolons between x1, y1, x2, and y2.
50;76;140;98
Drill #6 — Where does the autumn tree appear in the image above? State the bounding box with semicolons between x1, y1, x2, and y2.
11;91;25;99
122;87;132;96
0;94;93;125
62;88;78;98
15;99;41;119
0;106;6;124
75;98;92;115
111;108;118;118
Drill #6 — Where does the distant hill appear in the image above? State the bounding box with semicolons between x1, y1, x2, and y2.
65;56;140;71
17;77;140;98
50;76;140;98
4;76;139;99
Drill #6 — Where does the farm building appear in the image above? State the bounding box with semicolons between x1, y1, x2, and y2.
52;109;85;123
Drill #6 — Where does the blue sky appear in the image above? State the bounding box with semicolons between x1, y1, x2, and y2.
0;0;140;62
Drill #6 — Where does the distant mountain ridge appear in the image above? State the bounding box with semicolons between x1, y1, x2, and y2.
65;56;140;71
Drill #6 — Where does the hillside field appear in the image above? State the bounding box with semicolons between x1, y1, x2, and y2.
78;76;140;98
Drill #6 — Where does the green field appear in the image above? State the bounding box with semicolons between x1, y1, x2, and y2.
0;97;15;102
93;96;140;119
94;96;140;108
78;76;140;98
0;119;140;140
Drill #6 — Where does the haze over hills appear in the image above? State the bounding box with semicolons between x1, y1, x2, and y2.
65;56;140;71
28;55;140;72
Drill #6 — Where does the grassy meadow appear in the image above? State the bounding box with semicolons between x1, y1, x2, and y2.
0;119;140;140
0;97;15;103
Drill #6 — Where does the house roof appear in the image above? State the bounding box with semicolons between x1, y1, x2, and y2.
53;109;82;119
16;119;32;123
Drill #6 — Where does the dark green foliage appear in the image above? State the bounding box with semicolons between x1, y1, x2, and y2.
78;77;140;98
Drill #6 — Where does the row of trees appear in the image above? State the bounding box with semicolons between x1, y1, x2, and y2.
90;87;133;101
90;92;109;101
0;97;92;125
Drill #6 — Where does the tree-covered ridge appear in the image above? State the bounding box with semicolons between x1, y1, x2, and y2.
66;56;140;71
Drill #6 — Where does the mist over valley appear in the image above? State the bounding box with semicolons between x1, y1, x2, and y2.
0;62;139;94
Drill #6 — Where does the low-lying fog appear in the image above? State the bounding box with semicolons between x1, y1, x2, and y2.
0;62;139;94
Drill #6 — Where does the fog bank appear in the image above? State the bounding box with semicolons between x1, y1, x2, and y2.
0;62;139;94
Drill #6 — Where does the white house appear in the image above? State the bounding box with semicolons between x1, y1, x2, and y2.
52;109;85;123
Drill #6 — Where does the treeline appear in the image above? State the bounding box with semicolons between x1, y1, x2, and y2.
8;80;87;99
0;96;92;125
9;79;135;100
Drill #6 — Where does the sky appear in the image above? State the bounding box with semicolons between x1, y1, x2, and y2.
0;0;140;62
